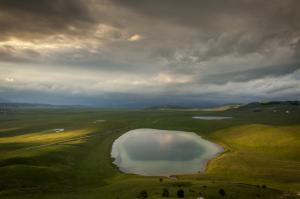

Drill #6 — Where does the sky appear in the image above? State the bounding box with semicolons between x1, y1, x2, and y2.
0;0;300;107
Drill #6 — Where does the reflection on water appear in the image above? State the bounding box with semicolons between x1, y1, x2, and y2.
111;129;223;176
192;116;232;120
124;132;204;161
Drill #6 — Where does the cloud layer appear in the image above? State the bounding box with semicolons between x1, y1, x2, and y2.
0;0;300;106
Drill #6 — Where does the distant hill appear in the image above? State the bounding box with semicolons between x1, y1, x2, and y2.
235;101;300;113
0;102;86;112
241;101;300;108
146;105;188;110
199;104;241;111
0;103;59;109
146;101;300;112
146;104;241;111
0;101;299;112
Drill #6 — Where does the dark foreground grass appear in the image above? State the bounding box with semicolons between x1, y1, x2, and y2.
0;105;299;198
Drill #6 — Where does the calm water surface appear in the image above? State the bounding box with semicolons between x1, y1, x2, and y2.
192;116;232;120
111;129;223;176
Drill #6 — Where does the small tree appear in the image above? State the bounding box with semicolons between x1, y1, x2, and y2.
177;189;184;198
162;188;170;197
219;188;226;197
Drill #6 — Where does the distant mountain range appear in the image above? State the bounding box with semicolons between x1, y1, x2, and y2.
0;101;299;111
244;101;300;107
0;102;85;110
147;104;241;111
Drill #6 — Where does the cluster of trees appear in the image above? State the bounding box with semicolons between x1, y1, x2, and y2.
138;188;227;198
123;183;271;199
129;179;270;198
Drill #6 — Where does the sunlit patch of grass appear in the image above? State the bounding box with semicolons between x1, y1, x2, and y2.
0;129;93;144
206;124;300;190
0;134;92;161
62;139;86;145
0;128;95;162
218;124;300;148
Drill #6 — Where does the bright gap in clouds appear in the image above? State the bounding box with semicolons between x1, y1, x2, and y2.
1;64;299;101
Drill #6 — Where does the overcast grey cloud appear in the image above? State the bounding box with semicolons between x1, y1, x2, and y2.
0;0;299;106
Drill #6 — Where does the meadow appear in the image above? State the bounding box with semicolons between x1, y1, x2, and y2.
0;103;299;199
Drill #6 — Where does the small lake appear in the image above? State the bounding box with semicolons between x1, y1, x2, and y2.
192;116;232;120
111;129;223;176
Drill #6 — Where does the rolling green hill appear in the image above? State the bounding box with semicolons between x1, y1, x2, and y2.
0;102;299;198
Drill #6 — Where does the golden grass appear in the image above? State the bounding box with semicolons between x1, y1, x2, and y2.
0;129;94;160
206;124;300;190
0;129;92;144
220;124;300;148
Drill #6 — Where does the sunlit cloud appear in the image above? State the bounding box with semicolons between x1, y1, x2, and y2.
0;36;79;51
4;77;14;83
128;34;142;42
154;72;192;84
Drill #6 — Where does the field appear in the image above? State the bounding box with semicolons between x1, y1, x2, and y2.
0;103;299;199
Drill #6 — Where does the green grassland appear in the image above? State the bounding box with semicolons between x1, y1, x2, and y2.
0;103;299;198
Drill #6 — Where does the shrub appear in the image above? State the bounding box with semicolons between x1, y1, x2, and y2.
177;189;184;198
219;188;226;197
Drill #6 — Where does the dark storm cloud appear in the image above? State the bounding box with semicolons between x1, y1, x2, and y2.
111;0;300;63
0;0;95;40
200;63;300;84
112;0;300;30
0;0;300;106
1;0;299;69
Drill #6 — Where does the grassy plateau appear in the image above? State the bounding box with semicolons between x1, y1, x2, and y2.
0;102;299;198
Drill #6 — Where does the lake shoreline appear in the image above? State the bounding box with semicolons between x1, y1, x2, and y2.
111;128;224;176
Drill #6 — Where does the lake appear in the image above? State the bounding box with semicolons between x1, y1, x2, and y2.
192;116;232;120
111;129;223;176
